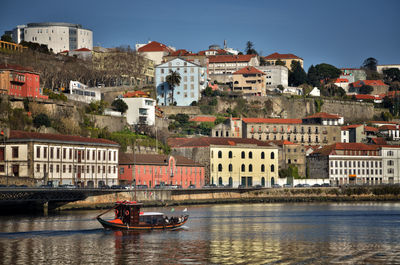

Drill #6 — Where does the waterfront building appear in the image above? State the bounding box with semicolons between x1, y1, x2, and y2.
0;130;119;187
155;57;207;106
0;64;48;99
264;52;303;70
7;22;93;53
232;66;266;96
307;143;400;186
121;92;156;126
169;137;278;187
118;153;205;188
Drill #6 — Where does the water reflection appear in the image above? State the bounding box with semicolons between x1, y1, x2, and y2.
0;203;399;264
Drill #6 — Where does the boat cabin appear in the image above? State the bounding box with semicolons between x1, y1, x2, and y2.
115;201;142;226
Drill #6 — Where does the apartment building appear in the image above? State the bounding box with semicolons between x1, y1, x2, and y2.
264;52;303;70
0;130;119;187
232;66;266;96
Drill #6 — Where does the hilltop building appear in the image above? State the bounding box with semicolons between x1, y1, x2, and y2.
232;66;266;96
6;22;93;53
264;53;303;70
137;41;174;65
155;57;207;106
257;65;288;89
121;91;156;126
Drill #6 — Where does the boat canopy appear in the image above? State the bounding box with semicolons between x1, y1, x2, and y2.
140;212;164;216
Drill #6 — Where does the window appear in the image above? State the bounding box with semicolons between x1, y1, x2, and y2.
63;148;66;159
229;164;232;172
388;160;394;166
44;147;47;158
36;164;40;173
50;147;54;159
249;152;253;159
56;165;60;173
69;165;72;173
36;147;40;158
261;164;265;172
261;152;265;159
218;151;222;158
241;151;245;159
270;152;275;159
229;151;232;158
69;149;72;159
57;148;60;159
12;147;18;158
241;164;245;172
63;165;66;173
218;164;222;172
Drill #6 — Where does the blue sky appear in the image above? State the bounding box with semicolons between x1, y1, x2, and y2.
1;0;399;70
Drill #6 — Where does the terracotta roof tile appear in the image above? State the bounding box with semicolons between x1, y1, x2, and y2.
311;143;379;156
9;130;119;146
351;80;387;88
123;91;150;98
264;52;302;60
233;66;265;75
189;116;217;123
333;78;349;83
364;126;378;132
242;118;302;124
372;138;387;145
73;48;91;52
137;41;172;53
378;125;399;131
341;124;362;130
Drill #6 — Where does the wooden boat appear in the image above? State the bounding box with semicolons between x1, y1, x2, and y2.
97;201;189;231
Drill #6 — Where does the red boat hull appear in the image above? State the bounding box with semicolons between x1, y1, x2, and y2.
97;215;189;231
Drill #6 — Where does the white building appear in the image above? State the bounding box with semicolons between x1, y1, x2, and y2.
308;87;320;97
137;41;174;65
8;22;93;53
257;65;288;89
122;97;156;126
66;81;101;104
381;146;400;184
0;130;119;187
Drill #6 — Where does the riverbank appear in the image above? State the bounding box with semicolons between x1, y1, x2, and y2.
58;186;400;210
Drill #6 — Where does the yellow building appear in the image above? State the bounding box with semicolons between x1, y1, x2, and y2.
264;52;303;70
0;40;27;52
232;66;266;96
210;142;278;187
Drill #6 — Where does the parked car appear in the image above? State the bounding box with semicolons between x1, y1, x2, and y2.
188;184;196;189
321;183;331;187
111;185;123;189
303;184;311;188
136;185;148;189
294;184;304;188
272;184;281;188
283;184;292;188
238;184;246;189
312;184;321;187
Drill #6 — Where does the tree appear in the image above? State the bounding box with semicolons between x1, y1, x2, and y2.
359;84;374;94
362;57;378;71
383;68;400;83
166;71;181;105
245;41;258;55
307;65;320;87
1;34;13;43
277;84;285;91
314;63;341;82
288;61;307;86
111;98;128;113
33;113;51;128
275;59;285;66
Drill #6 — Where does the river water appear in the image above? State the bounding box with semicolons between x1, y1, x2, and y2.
0;202;400;264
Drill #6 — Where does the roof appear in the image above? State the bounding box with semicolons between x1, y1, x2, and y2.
169;49;197;56
333;78;349;83
303;112;341;120
8;130;119;146
378;125;399;131
264;52;302;60
341;124;362;130
208;54;256;63
351;80;387;88
311;143;379;156
72;48;91;52
118;153;202;166
265;140;296;146
242;118;302;124
197;49;229;56
123;91;150;98
370;121;400;125
233;66;265;75
353;94;382;100
189;116;217;123
137;41;172;53
364;126;378;132
372;138;387;145
168;137;273;148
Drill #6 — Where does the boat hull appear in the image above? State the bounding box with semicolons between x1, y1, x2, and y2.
97;216;189;231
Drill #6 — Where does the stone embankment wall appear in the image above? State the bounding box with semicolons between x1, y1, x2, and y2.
59;186;400;210
88;114;127;132
160;106;201;117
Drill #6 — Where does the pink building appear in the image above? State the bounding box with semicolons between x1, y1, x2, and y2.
119;153;205;188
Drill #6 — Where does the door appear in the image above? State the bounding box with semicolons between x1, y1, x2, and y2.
247;177;253;187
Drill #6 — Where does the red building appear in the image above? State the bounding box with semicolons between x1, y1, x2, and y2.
0;64;48;99
119;153;205;188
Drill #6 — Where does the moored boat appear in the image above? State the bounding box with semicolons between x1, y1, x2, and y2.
96;201;189;231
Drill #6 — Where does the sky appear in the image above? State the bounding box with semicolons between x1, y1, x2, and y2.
1;0;399;70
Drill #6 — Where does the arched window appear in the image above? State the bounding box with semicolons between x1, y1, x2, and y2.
229;151;232;158
218;164;222;172
261;164;265;172
261;177;265;186
271;164;275;172
270;152;275;159
249;151;253;159
218;177;223;186
229;177;233;187
218;151;222;158
229;164;233;172
261;152;265;159
271;177;275;185
249;164;253;172
241;164;245;172
241;151;245;159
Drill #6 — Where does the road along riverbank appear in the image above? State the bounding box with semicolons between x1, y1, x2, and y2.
59;186;400;210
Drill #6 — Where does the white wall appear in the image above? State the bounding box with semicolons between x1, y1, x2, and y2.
122;97;155;126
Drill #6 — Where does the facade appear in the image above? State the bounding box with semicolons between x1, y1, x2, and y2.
232;66;266;96
308;143;400;186
0;64;47;99
137;41;174;65
67;47;92;60
0;130;119;187
155;58;207;106
169;137;278;187
122;96;156;126
118;153;205;188
8;22;93;53
267;140;306;177
257;65;288;89
212;117;243;138
333;78;350;92
349;80;389;95
264;52;303;70
208;55;259;84
378;125;400;141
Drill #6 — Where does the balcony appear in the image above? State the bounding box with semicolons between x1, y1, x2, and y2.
323;139;328;143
